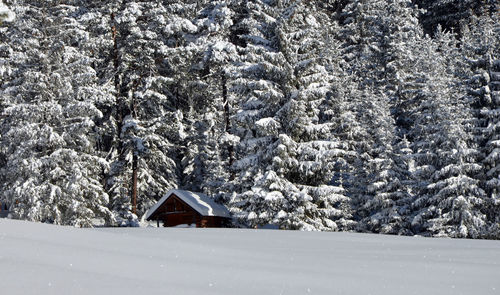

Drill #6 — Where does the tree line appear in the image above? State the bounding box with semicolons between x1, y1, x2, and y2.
0;0;499;238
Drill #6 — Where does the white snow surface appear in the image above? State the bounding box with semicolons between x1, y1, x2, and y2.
145;189;230;219
1;219;499;295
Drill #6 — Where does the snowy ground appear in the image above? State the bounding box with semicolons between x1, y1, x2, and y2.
0;219;499;295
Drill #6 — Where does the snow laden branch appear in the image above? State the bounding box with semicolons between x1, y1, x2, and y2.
0;1;15;23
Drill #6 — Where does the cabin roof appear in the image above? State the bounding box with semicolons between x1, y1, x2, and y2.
145;189;231;220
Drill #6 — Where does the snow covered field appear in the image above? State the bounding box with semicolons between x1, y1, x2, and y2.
0;219;499;295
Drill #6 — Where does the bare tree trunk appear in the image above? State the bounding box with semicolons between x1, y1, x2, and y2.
222;75;235;180
132;153;138;214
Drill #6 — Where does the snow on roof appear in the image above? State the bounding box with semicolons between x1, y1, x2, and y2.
145;189;231;220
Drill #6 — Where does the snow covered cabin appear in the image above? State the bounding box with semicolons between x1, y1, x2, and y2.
145;189;231;228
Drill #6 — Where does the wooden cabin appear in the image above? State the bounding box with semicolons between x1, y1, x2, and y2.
145;189;231;228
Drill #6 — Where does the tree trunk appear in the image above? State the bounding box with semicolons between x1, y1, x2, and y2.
222;75;235;180
132;153;138;214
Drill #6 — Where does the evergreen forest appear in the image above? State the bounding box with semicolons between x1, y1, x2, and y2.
0;0;499;239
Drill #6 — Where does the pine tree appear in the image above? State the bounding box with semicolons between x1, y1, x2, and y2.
226;0;287;227
106;1;188;225
335;0;420;234
274;1;355;230
407;30;486;238
180;0;239;196
0;1;112;226
413;0;489;37
460;7;500;238
228;1;354;230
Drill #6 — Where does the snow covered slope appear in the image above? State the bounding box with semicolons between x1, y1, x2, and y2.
0;219;499;295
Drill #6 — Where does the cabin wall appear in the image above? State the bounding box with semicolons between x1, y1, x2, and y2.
162;212;199;227
155;196;200;227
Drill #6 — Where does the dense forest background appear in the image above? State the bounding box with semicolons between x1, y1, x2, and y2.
0;0;499;238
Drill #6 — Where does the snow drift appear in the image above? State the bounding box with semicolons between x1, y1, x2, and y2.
0;219;499;295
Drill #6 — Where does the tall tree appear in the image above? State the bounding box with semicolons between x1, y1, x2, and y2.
226;0;288;227
335;0;419;234
413;0;490;37
460;7;500;238
407;30;487;238
107;1;185;225
180;0;239;196
228;0;354;230
0;1;113;226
